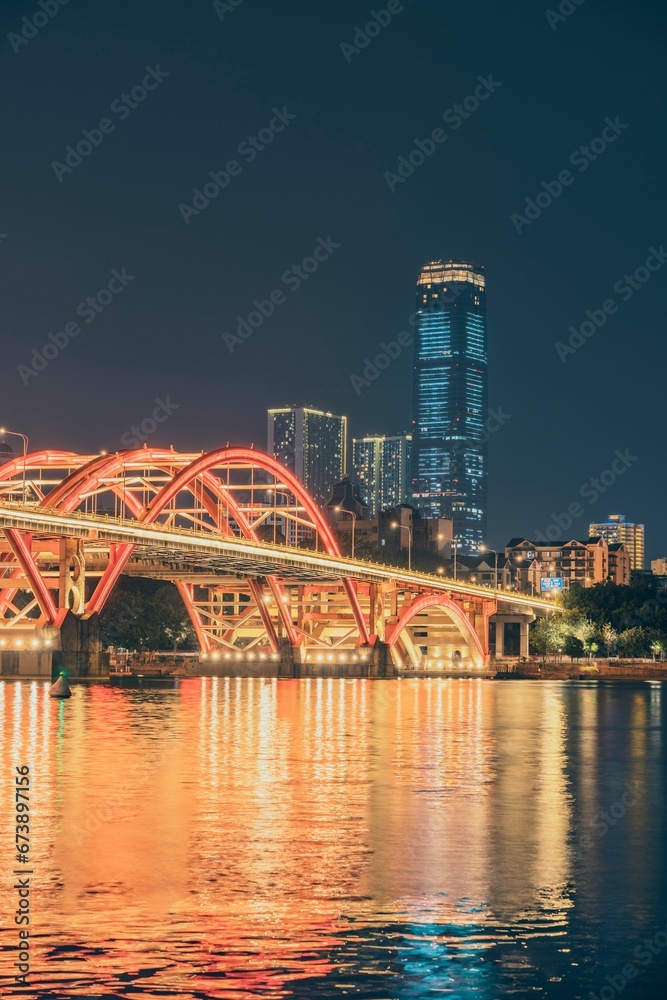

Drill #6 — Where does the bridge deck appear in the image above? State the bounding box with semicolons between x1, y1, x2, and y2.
0;502;554;613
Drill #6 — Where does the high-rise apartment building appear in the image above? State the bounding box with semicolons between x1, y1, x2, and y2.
267;406;347;508
411;259;487;554
589;514;645;570
353;434;412;516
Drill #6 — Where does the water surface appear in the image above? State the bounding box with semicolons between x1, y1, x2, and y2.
1;678;665;998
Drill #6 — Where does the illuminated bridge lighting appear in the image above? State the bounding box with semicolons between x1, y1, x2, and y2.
0;447;554;667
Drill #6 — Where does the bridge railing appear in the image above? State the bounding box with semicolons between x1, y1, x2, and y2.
0;498;556;609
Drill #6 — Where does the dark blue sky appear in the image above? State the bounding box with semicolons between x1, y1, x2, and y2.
1;0;665;554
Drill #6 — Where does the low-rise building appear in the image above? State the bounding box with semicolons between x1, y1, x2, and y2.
449;554;511;589
324;477;370;522
505;537;631;591
331;502;452;561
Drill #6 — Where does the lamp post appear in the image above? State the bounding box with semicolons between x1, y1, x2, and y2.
391;521;412;571
479;544;500;589
334;506;357;559
0;427;29;503
452;536;459;580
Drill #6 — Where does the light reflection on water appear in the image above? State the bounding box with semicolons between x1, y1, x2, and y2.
0;678;665;998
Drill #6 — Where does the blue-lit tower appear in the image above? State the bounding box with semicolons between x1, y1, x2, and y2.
411;260;487;554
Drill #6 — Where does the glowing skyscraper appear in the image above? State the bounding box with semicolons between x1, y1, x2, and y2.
411;260;487;554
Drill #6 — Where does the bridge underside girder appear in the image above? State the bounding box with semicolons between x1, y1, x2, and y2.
0;533;507;668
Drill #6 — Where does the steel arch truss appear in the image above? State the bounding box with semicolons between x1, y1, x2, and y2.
386;593;491;670
0;448;370;652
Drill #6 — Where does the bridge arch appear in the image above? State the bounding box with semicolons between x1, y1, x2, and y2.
0;451;87;621
388;593;486;669
139;449;369;646
4;448;370;650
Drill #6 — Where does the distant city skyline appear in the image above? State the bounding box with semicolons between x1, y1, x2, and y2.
1;0;662;558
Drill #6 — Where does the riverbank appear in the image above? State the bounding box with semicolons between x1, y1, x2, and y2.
495;661;667;681
3;664;666;682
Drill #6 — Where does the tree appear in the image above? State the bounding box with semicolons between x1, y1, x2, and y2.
100;578;196;651
563;635;584;660
530;617;568;661
617;627;650;659
154;588;196;651
651;639;665;662
571;617;596;645
584;640;599;663
602;623;619;656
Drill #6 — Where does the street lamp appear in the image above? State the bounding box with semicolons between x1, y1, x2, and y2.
0;427;29;503
479;544;500;589
334;506;357;559
391;521;412;571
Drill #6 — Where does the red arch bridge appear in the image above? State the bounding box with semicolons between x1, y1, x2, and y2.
0;447;554;676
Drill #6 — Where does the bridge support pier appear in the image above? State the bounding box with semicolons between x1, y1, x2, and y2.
53;612;107;679
491;613;533;660
275;641;395;679
369;640;393;678
278;639;297;678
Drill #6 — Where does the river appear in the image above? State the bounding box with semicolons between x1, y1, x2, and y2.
1;677;665;998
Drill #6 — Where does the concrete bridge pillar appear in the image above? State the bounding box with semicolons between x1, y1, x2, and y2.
278;639;297;677
369;640;393;678
53;611;106;678
491;612;535;660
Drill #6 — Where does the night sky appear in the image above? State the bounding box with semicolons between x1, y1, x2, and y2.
1;0;665;555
